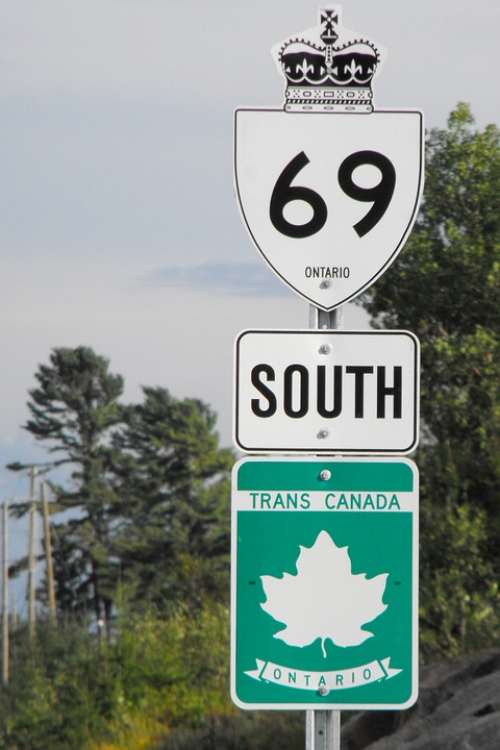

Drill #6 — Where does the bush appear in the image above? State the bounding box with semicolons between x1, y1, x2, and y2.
0;601;231;750
0;621;115;750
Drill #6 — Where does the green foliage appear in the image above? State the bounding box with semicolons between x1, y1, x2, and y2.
110;601;230;726
9;346;126;620
420;485;498;657
0;622;114;750
112;387;233;609
361;103;500;656
365;103;499;335
0;602;231;750
10;351;233;621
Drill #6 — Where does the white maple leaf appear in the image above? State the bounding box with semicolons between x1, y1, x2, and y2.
260;530;388;657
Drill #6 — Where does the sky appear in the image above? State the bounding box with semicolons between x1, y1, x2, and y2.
0;0;498;608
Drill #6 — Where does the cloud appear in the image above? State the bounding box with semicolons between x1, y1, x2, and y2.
145;261;290;297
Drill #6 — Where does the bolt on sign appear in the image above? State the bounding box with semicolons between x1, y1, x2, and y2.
231;457;419;710
234;6;424;310
234;330;420;454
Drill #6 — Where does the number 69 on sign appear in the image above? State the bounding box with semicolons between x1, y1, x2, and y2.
270;149;396;239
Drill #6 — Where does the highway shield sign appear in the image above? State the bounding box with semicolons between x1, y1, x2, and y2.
234;109;423;310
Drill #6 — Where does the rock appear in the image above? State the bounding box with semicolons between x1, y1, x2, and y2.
342;650;500;750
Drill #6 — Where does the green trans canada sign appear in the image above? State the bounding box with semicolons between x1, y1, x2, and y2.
231;457;419;710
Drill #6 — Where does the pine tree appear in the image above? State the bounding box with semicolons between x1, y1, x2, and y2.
9;346;125;624
112;386;233;609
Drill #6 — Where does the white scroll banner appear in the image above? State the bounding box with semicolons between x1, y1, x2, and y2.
245;657;402;692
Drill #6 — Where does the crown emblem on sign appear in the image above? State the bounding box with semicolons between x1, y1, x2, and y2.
272;6;382;113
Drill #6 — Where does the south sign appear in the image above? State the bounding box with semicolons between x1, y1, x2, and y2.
234;330;420;454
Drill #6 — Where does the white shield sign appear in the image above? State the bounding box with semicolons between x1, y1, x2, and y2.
234;110;423;310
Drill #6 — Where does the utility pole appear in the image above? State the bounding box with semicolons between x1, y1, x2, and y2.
12;589;18;630
41;482;56;623
27;466;37;640
2;502;9;686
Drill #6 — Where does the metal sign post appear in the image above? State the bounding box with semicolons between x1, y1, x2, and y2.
309;304;342;749
307;710;341;750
